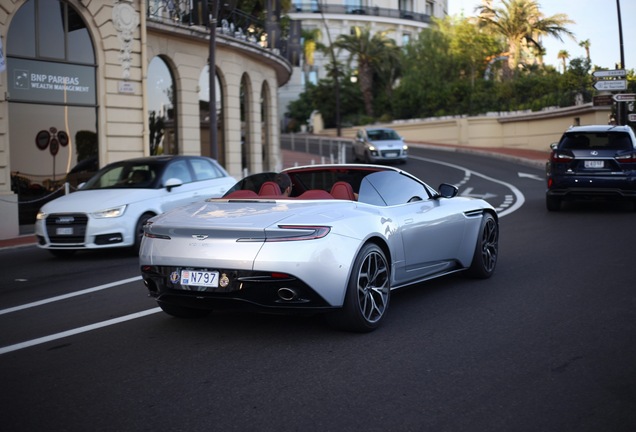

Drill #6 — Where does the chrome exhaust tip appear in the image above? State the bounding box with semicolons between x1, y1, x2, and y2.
277;287;297;301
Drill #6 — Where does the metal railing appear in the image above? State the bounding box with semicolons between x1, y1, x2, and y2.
146;1;277;50
281;133;354;164
290;2;431;24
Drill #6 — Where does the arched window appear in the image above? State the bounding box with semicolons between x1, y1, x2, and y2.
7;0;97;215
147;56;178;155
240;74;251;173
260;81;271;169
198;65;225;165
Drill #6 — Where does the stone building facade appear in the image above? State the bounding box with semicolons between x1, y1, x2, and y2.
0;0;291;239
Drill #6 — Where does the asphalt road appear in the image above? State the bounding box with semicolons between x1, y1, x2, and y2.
1;148;635;432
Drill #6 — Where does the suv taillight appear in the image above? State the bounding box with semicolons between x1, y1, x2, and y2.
550;151;573;162
615;152;636;163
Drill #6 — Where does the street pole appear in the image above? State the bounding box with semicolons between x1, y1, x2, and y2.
318;1;341;136
616;0;626;125
206;0;220;159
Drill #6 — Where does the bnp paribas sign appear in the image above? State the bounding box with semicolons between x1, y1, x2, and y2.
6;58;96;106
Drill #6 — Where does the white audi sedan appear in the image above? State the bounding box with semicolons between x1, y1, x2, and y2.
35;155;235;257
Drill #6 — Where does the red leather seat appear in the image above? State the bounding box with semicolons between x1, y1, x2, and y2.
330;181;356;200
298;190;333;200
225;190;258;199
258;181;282;196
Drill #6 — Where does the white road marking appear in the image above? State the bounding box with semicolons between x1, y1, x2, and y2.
0;308;161;355
410;155;525;217
0;276;142;316
460;187;497;200
0;276;157;355
518;172;543;181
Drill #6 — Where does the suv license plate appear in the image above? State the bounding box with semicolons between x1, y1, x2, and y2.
584;160;604;168
180;270;219;287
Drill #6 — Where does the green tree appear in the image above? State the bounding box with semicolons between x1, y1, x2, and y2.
333;26;400;118
392;28;455;119
578;39;591;61
476;0;575;74
301;28;324;85
557;49;570;73
436;16;503;88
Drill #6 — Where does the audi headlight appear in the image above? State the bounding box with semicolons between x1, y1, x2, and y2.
36;211;47;220
92;205;127;219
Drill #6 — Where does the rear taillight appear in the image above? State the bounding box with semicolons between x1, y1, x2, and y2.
615;153;636;163
550;151;573;162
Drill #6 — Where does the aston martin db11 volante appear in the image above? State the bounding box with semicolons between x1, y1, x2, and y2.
140;164;499;332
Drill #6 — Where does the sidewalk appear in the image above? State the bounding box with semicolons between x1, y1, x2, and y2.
1;143;548;249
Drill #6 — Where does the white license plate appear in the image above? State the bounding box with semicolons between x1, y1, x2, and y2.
180;270;219;287
584;160;604;168
56;227;74;235
385;152;398;157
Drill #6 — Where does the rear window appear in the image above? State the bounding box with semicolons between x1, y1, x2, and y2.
561;132;633;151
367;129;400;141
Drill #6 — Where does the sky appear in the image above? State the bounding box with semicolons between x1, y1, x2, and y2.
448;0;636;71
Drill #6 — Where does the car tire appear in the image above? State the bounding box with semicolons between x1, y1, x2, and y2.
546;195;561;211
327;243;390;332
466;213;498;279
158;301;210;318
132;212;155;254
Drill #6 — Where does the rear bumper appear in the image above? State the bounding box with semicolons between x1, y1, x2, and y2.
141;265;334;312
547;174;636;200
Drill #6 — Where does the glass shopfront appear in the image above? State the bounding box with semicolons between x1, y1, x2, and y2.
7;0;97;224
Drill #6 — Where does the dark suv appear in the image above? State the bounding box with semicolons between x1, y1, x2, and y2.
546;125;636;211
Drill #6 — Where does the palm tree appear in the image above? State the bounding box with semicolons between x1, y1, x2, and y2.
476;0;575;74
578;39;591;61
301;28;323;85
334;26;400;118
557;49;569;72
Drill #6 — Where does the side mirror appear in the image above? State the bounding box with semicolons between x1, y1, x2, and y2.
550;142;558;150
164;178;183;192
438;183;458;199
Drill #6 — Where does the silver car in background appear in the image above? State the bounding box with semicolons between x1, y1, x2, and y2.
140;164;498;332
353;127;408;164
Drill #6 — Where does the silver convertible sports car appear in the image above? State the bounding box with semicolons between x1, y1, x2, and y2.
140;164;499;332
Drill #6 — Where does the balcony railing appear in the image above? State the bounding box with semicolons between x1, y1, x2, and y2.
146;1;272;48
290;2;430;24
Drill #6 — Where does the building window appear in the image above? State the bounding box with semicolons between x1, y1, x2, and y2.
426;1;434;16
402;33;411;47
147;57;178;155
7;0;97;217
399;0;414;13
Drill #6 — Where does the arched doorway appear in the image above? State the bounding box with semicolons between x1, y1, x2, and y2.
6;0;97;224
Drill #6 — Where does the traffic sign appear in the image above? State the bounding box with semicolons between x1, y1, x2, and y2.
593;80;627;91
613;93;636;102
593;95;614;106
592;69;626;78
629;114;636;122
